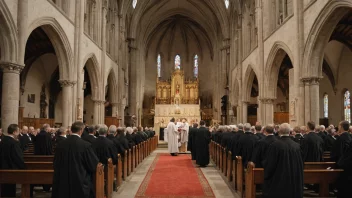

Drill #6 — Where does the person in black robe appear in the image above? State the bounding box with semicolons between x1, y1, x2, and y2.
82;125;97;144
293;126;304;145
220;126;233;150
137;127;148;141
331;121;352;162
133;127;143;145
116;127;130;150
251;124;277;168
236;123;259;166
19;126;32;151
52;121;99;198
324;127;336;151
214;127;223;144
301;121;324;162
125;127;136;147
0;124;25;197
318;125;328;140
188;123;198;160
194;120;211;167
255;125;265;140
91;125;118;165
107;125;116;141
55;127;67;146
262;123;303;198
34;124;53;155
228;123;245;159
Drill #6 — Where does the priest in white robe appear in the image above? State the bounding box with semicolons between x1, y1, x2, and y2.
167;118;179;156
180;119;189;152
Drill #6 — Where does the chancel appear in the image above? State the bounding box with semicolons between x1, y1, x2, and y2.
1;0;352;197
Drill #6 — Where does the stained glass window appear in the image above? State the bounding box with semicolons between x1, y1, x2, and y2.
175;55;181;70
225;0;230;9
132;0;137;9
344;90;351;123
194;55;199;78
157;54;161;78
323;94;328;118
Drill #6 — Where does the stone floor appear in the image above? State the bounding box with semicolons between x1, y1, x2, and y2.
113;148;240;198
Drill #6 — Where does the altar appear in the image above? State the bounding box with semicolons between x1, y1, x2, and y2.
154;69;200;141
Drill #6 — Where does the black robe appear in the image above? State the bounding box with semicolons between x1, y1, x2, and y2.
336;140;352;197
116;135;130;150
133;133;143;145
19;134;32;151
107;134;115;141
187;127;198;160
194;126;211;166
220;132;233;150
263;136;303;198
113;138;126;157
251;135;277;168
82;134;97;144
294;133;304;145
324;134;336;152
236;132;259;166
256;133;266;140
229;130;244;159
92;136;118;165
301;132;324;162
331;132;352;162
318;131;327;140
34;131;53;155
52;135;99;198
0;136;25;197
126;133;136;147
55;136;67;146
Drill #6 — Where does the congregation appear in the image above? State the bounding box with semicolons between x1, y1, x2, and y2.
0;122;156;197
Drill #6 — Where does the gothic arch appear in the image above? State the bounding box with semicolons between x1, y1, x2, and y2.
0;1;18;62
28;17;73;80
303;0;352;78
82;53;101;100
265;41;294;98
243;64;259;102
106;68;118;103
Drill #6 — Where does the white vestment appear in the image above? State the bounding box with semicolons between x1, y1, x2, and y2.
180;122;189;143
164;128;168;142
167;122;179;153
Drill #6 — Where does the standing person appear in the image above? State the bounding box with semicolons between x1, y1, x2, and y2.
188;123;198;160
167;118;179;156
55;127;67;146
194;120;211;167
262;123;304;198
91;125;118;165
34;124;53;155
301;121;324;162
0;124;25;197
19;126;32;151
82;125;97;144
52;121;99;198
324;128;336;151
331;121;352;162
180;118;189;152
236;123;259;166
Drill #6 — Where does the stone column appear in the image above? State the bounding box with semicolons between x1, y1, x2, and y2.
59;80;76;128
119;103;125;126
92;99;104;125
310;77;320;124
257;0;264;124
17;0;28;64
302;78;311;123
128;42;138;116
260;98;275;125
242;101;249;123
0;62;23;134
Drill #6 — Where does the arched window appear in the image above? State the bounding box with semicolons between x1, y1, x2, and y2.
132;0;137;9
194;55;199;78
225;0;230;9
157;54;161;78
323;94;328;118
344;90;351;123
175;55;181;70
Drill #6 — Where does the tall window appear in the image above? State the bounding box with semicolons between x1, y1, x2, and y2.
132;0;137;9
225;0;230;9
194;55;199;78
157;54;161;78
323;94;328;118
344;90;351;123
175;55;181;70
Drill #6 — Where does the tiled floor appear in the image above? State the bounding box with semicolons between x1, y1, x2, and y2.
113;148;240;198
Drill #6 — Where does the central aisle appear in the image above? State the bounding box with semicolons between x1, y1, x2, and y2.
135;154;214;197
114;149;239;198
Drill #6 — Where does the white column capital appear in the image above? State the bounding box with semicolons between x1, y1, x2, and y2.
259;98;275;104
59;80;76;87
300;76;322;85
92;99;105;105
0;62;24;74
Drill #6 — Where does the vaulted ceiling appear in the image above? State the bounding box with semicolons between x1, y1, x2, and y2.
330;11;352;50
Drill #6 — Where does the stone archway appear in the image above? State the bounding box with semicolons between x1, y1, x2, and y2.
242;65;259;124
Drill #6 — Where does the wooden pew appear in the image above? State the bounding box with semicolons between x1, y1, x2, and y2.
24;155;54;162
235;156;243;195
227;151;233;182
222;147;227;175
132;146;136;172
128;149;132;176
0;163;104;198
25;162;53;170
245;162;343;198
116;154;123;189
105;159;114;198
123;150;128;180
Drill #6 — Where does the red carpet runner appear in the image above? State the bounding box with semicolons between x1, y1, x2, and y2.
135;154;215;198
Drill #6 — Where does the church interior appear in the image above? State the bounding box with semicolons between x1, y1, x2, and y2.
1;0;352;197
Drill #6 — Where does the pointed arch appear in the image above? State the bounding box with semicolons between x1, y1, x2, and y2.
106;68;118;103
0;0;18;62
243;64;259;102
303;0;352;78
265;41;294;98
28;17;73;80
82;53;101;100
